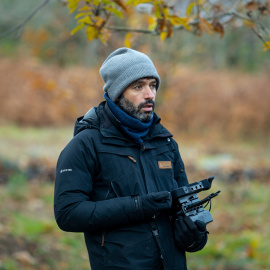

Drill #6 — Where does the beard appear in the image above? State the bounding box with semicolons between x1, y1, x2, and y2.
116;95;155;122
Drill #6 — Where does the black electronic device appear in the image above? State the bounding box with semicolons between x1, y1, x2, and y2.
171;176;220;224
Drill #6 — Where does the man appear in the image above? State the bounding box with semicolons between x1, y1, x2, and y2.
54;48;208;270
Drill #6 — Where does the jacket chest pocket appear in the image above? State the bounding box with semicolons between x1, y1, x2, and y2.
93;146;146;199
150;143;175;175
144;143;178;192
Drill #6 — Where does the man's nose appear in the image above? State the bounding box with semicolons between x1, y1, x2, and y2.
144;85;155;100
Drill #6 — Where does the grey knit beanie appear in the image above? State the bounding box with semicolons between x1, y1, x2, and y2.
100;47;160;102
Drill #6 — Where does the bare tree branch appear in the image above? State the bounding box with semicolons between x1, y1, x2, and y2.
104;25;157;34
0;0;50;39
84;23;159;35
93;11;247;35
85;7;270;43
251;27;267;44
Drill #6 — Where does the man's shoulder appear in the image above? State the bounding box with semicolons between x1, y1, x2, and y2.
150;114;173;138
73;102;105;137
73;124;101;142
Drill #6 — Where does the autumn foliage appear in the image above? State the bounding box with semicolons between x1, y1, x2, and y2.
158;66;270;138
0;57;269;140
65;0;270;50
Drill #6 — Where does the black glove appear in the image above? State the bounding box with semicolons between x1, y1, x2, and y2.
134;191;172;219
174;216;208;252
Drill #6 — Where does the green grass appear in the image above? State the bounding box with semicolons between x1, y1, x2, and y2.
0;174;269;270
6;173;28;201
0;177;89;270
0;125;73;163
187;180;270;270
0;259;19;270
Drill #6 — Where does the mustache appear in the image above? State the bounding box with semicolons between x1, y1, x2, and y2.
137;99;155;110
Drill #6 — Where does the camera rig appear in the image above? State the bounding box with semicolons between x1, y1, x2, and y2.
171;176;220;224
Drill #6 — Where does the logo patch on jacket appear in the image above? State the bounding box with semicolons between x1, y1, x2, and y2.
158;161;172;169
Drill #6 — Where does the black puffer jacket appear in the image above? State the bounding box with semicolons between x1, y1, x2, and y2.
54;102;204;270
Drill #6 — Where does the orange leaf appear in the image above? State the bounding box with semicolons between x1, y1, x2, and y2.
99;29;110;45
113;0;128;11
212;19;224;38
157;18;165;32
94;16;104;28
199;17;213;35
166;20;173;38
246;1;258;11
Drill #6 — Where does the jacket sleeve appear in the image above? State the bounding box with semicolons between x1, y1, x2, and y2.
54;132;139;233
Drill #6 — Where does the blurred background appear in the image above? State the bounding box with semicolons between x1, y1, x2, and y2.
0;1;270;269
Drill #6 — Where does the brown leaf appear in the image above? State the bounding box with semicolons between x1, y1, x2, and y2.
212;19;224;38
113;0;128;12
258;3;270;15
245;1;258;11
212;4;223;14
156;18;166;33
166;20;173;38
194;23;202;36
199;17;213;35
99;28;110;45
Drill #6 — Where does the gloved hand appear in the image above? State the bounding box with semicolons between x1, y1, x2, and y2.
174;216;208;252
134;191;172;219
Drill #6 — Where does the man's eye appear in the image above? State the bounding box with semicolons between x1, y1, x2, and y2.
150;84;157;89
134;85;142;89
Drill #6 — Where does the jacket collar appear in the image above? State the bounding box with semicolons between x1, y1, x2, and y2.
74;101;173;146
98;102;172;146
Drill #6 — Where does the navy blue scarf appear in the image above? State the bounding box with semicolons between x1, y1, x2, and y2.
104;93;153;145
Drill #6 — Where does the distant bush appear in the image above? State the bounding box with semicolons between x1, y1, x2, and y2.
1;58;269;139
157;65;270;139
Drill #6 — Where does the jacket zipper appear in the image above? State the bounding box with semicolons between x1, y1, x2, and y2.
138;143;148;192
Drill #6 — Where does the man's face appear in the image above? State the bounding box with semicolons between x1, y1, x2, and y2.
116;78;157;122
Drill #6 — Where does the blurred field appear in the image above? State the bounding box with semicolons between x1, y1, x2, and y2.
0;55;270;270
1;177;270;270
0;124;269;270
2;177;269;270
